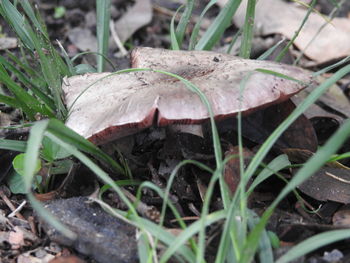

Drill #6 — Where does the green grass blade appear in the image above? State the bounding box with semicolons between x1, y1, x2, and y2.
313;55;350;77
195;0;242;50
96;0;111;72
247;154;291;193
0;139;27;152
56;40;75;76
247;211;273;263
6;50;37;77
0;63;48;119
276;229;350;263
19;0;48;38
275;0;316;62
189;0;217;50
170;5;182;50
0;56;55;111
160;211;226;263
46;119;125;174
0;0;34;50
239;0;256;58
175;0;194;48
0;94;22;109
27;27;67;119
23;120;48;190
257;38;286;60
226;28;242;54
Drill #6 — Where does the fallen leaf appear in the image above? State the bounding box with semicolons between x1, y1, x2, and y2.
67;27;97;52
297;168;350;203
218;0;350;64
114;0;153;43
63;48;313;144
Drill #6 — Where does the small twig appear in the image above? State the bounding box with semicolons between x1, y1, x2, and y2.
122;188;160;222
8;200;26;218
0;189;25;220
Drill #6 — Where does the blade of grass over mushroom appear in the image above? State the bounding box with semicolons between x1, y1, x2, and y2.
189;0;217;50
195;0;242;50
255;68;307;86
239;64;350;262
239;0;256;58
170;5;183;50
96;0;111;72
175;0;194;48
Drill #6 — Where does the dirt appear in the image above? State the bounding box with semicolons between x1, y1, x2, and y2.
1;1;350;263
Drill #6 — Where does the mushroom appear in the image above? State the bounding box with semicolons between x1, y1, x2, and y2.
62;47;314;145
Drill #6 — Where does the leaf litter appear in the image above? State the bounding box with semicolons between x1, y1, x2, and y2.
2;0;350;262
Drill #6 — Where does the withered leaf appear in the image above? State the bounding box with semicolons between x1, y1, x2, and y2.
297;168;350;203
218;0;350;64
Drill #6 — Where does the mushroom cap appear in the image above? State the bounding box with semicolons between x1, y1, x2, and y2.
63;47;314;145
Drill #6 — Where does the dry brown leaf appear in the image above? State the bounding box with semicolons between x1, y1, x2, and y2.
114;0;153;43
297;168;350;203
218;0;350;64
63;48;313;145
